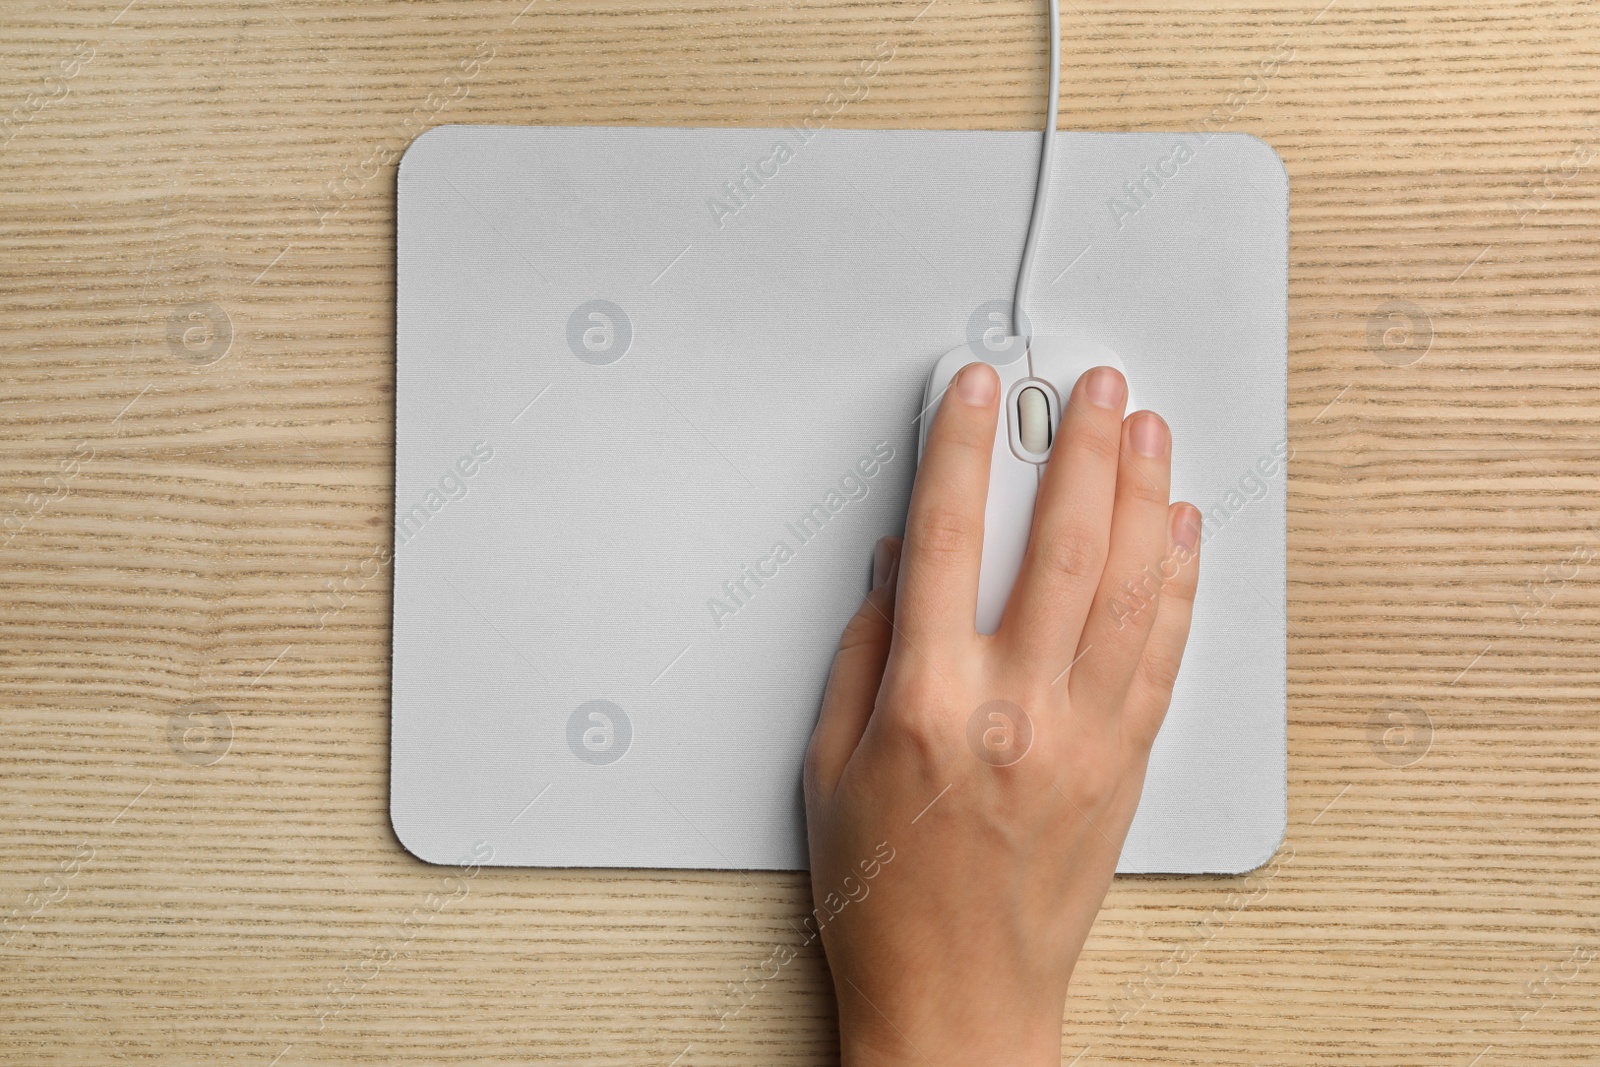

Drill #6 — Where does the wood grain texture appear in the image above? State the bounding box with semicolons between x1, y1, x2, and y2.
3;0;1598;1063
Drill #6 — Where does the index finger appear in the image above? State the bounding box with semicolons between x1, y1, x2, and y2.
899;362;999;649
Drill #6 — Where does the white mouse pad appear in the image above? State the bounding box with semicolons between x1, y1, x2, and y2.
391;124;1287;873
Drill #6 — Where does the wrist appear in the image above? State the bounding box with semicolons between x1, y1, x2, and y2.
838;1006;1063;1067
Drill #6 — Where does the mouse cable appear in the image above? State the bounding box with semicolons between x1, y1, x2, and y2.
1011;0;1061;336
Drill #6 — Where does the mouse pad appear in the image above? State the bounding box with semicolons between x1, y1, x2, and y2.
391;124;1287;873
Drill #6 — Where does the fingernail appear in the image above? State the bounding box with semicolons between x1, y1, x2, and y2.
1130;412;1168;457
1173;505;1200;553
1085;366;1126;410
955;362;997;406
872;538;892;588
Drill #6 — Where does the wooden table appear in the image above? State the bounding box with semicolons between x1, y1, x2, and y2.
4;1;1598;1063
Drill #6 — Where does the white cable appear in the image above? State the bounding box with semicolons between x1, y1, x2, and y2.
1012;0;1060;336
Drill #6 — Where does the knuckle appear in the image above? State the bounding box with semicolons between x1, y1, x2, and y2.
1104;583;1159;635
949;416;996;454
1163;571;1199;607
1064;421;1122;465
1124;713;1165;755
835;604;886;656
1058;749;1119;807
879;707;944;766
1135;649;1183;698
914;504;979;559
1160;550;1201;603
938;396;999;443
1115;564;1163;605
1035;522;1103;583
1120;473;1171;508
875;682;952;763
930;407;997;460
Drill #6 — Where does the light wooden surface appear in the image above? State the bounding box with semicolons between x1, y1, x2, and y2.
4;0;1599;1063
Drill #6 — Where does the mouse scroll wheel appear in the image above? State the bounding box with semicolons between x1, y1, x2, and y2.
1017;386;1052;455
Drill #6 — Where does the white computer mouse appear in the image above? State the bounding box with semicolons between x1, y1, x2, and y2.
916;333;1132;635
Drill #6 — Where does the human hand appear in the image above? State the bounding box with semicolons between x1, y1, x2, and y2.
803;362;1202;1066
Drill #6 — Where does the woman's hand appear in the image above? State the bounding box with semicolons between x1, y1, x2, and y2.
804;362;1202;1066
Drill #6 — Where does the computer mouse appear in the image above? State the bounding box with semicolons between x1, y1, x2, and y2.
916;333;1132;635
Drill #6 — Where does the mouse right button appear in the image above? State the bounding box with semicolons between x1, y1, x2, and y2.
1028;333;1131;413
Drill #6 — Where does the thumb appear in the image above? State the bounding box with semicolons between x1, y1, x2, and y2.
803;537;902;799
